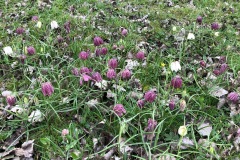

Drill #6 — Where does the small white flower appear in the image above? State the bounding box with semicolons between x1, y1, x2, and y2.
86;99;99;107
170;61;181;72
2;90;13;97
172;26;177;31
51;21;59;29
11;105;25;114
36;21;42;28
214;32;219;37
178;125;187;136
3;46;16;57
95;80;108;90
28;110;43;122
125;59;140;70
187;33;195;40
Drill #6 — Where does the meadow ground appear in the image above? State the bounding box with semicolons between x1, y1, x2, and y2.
0;0;240;159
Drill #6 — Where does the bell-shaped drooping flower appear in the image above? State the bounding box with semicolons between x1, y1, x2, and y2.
95;48;101;56
178;125;187;136
41;82;54;96
211;22;219;30
32;16;39;21
179;99;186;112
16;27;25;35
79;51;89;60
121;69;131;79
61;129;69;137
3;46;14;56
101;47;108;55
112;44;117;50
213;69;220;76
72;68;79;76
170;61;181;72
169;100;175;110
80;67;92;74
108;58;118;69
171;76;183;89
121;28;128;36
51;20;59;29
227;92;239;103
137;99;145;109
219;63;228;74
57;35;64;43
19;54;27;64
36;21;42;28
93;36;104;46
6;96;16;106
196;16;202;24
200;60;206;68
92;72;102;82
113;104;126;116
187;33;195;40
82;74;92;81
64;21;71;33
136;51;145;60
147;118;157;131
144;90;157;103
106;69;116;79
27;46;36;55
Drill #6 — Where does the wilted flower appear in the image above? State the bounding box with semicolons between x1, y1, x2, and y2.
196;16;202;24
227;92;239;103
101;47;108;55
171;76;183;89
137;99;145;108
3;46;13;56
61;129;69;136
200;60;206;68
106;69;116;79
179;99;186;111
144;90;157;103
57;35;64;43
169;100;175;110
108;58;118;69
178;125;187;136
79;51;89;60
16;27;25;35
36;21;42;28
64;21;71;33
27;46;36;55
121;28;128;36
170;61;181;72
41;82;54;96
113;104;126;116
211;22;219;30
92;72;102;82
121;69;131;79
136;51;145;60
72;68;79;76
19;54;27;64
6;96;16;106
80;67;91;74
32;16;39;21
147;118;157;131
93;36;104;46
51;21;59;29
187;33;195;40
